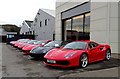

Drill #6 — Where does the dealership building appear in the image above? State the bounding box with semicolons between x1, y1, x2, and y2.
55;0;120;53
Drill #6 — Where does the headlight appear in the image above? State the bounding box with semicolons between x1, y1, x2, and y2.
30;50;32;53
43;51;47;53
30;50;35;53
64;51;77;59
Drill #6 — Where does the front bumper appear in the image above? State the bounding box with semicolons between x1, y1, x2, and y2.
44;57;79;67
29;53;45;58
13;45;18;48
22;50;30;54
18;47;22;50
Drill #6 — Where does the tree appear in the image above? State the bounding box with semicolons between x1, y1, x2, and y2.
0;24;21;33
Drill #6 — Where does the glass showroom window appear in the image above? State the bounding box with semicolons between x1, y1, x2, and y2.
85;13;90;32
72;15;84;40
64;19;72;41
84;13;90;40
63;13;90;41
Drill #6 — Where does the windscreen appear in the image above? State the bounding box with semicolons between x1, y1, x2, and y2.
34;41;46;45
62;42;87;50
44;41;62;47
28;40;37;44
22;39;29;43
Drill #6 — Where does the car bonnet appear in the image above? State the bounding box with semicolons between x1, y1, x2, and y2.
30;46;55;54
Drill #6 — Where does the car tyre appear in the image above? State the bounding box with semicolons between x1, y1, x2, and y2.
105;49;111;61
80;53;88;68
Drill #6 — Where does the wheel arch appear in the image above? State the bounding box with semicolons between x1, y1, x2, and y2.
105;48;111;61
107;48;111;54
105;45;111;52
82;52;88;56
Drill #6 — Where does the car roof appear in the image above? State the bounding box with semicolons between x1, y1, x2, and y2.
37;40;52;42
72;41;95;43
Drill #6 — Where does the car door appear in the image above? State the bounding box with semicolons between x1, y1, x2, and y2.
88;42;99;62
97;45;106;59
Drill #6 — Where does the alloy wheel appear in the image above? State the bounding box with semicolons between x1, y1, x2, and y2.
80;54;88;68
106;50;111;60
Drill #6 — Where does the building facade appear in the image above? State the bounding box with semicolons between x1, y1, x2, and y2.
55;0;120;53
20;20;33;35
30;9;55;40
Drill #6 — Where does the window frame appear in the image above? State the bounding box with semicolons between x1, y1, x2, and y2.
88;42;99;49
63;12;90;41
45;19;47;26
40;21;42;27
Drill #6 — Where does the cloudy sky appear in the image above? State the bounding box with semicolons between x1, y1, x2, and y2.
0;0;56;26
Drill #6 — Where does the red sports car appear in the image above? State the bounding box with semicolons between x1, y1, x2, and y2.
22;40;52;54
44;41;111;68
14;39;30;48
17;40;33;50
10;39;24;46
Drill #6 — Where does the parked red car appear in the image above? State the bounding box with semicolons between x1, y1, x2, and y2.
17;39;33;50
14;39;30;48
44;41;111;68
10;39;25;46
22;40;52;54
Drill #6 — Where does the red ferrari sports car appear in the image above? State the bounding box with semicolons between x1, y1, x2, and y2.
44;41;111;68
10;39;25;46
17;39;34;50
22;40;52;54
14;39;30;48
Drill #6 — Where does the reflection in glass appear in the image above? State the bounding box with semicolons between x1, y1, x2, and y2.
72;15;84;40
63;13;90;41
64;19;72;41
84;13;90;40
85;13;90;32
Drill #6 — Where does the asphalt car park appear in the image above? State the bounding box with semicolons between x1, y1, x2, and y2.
1;43;120;77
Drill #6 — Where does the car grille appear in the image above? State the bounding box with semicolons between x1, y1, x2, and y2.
56;61;70;65
44;59;70;65
30;53;45;57
22;50;30;52
18;48;22;50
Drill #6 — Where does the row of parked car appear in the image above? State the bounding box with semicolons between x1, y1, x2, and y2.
10;39;111;68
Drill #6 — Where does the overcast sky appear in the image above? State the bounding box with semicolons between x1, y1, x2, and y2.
0;0;56;26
